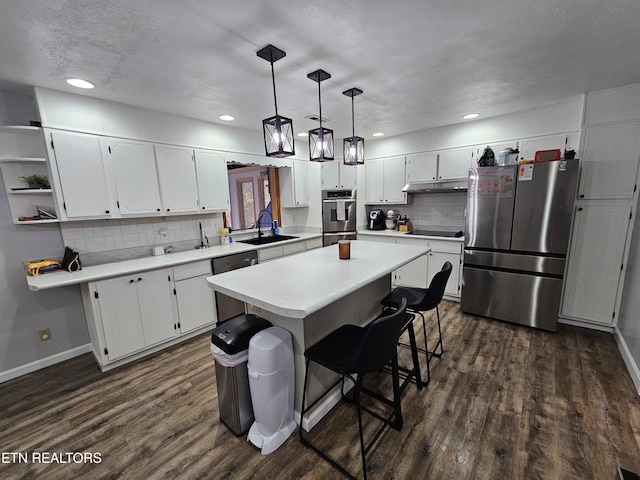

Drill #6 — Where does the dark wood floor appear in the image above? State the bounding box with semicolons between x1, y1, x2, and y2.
1;301;639;480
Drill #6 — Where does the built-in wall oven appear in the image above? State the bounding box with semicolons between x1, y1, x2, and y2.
322;189;357;247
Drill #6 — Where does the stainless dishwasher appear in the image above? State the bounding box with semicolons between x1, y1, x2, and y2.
211;250;258;325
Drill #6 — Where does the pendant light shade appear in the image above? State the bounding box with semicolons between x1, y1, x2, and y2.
307;69;334;162
343;88;364;165
257;44;295;158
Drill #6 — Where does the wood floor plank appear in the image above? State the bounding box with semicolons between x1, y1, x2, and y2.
1;301;639;479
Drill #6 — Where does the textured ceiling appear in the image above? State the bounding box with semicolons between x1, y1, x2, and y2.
1;0;640;139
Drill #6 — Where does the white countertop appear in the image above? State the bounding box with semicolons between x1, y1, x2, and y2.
206;239;430;319
26;232;322;291
358;229;465;242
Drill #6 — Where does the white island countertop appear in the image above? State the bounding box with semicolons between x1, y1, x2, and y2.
206;239;430;319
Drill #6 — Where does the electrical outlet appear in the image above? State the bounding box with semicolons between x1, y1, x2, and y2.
38;328;52;342
159;228;168;238
291;216;296;224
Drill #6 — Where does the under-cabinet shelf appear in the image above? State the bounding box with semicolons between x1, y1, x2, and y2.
0;157;47;164
8;189;53;195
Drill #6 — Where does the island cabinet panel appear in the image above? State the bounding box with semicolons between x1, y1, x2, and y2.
155;145;199;214
561;204;632;325
46;129;113;220
194;150;230;212
102;138;162;216
91;268;177;362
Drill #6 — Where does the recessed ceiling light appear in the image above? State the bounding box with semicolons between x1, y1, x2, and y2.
66;78;95;89
219;114;235;121
372;132;385;137
297;132;309;137
462;113;479;120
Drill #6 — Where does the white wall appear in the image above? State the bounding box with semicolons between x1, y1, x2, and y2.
367;98;583;158
0;90;89;380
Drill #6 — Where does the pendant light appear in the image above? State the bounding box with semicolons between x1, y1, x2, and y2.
343;87;364;165
257;44;295;158
307;69;334;162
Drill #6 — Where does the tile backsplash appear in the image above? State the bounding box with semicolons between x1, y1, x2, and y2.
60;214;223;266
375;192;466;229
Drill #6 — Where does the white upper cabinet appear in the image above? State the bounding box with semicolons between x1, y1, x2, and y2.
280;161;309;207
578;122;640;200
321;161;357;189
155;145;199;214
46;129;113;220
438;147;473;179
406;152;438;182
193;149;230;212
519;134;567;162
365;156;406;204
103;138;162;216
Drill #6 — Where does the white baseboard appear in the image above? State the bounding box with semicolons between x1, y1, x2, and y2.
614;327;640;396
0;344;92;384
558;317;614;332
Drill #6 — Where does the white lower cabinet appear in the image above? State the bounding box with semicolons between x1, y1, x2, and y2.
395;237;429;288
561;204;632;325
173;261;217;334
360;234;463;300
88;268;177;363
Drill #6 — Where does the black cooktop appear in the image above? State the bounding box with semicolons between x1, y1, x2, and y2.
410;229;464;238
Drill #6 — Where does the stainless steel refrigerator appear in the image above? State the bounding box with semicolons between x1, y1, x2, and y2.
461;159;579;331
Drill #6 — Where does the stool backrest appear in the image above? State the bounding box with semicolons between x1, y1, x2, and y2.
419;261;452;311
353;297;408;374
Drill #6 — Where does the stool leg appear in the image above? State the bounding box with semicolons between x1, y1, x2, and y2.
390;354;403;431
407;323;424;389
430;306;444;358
354;378;368;480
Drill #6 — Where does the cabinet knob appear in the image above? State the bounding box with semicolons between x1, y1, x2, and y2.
578;207;583;211
105;210;110;214
137;277;142;282
166;208;170;212
579;194;585;198
202;206;205;210
129;279;135;283
157;208;161;212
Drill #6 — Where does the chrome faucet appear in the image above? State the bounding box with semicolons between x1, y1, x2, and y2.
256;209;273;238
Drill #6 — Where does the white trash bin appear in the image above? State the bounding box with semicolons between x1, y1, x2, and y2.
247;326;296;454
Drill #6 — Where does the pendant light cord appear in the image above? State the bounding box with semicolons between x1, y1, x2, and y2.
351;95;355;139
270;59;279;117
318;80;323;139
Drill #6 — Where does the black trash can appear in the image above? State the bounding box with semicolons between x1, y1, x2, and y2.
210;314;271;435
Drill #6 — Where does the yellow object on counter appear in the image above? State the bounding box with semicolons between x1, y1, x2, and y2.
27;259;61;276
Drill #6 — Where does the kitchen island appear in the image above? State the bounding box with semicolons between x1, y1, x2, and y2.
206;239;430;430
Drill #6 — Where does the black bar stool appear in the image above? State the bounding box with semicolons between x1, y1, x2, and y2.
299;298;410;480
380;261;452;372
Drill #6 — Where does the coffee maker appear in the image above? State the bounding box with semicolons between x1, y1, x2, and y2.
368;209;385;230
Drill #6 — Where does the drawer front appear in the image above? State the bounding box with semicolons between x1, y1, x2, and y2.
283;242;305;256
429;240;462;254
259;246;284;262
173;260;212;281
305;237;323;250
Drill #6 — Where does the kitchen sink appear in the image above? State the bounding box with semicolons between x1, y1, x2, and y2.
237;235;299;245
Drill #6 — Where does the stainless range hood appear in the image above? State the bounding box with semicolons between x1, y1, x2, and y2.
402;178;467;193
